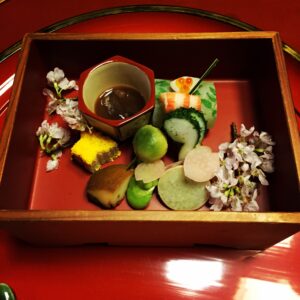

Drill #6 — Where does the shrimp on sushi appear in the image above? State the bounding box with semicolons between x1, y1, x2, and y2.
159;92;201;113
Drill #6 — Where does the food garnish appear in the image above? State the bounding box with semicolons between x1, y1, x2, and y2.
43;89;89;132
206;123;275;212
86;164;133;208
43;67;90;132
36;120;71;171
71;131;121;173
55;98;90;132
37;68;92;172
46;67;78;98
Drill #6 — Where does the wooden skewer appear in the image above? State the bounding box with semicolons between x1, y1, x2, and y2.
190;58;219;95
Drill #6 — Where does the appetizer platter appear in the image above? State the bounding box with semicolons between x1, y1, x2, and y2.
33;63;272;213
0;32;299;249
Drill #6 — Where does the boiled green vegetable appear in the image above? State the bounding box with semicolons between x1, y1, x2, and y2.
126;176;155;209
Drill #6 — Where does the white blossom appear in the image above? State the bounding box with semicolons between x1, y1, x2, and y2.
46;67;78;95
244;200;259;211
209;198;224;211
56;99;89;132
244;151;262;169
240;176;256;197
206;184;222;199
219;142;230;151
43;88;60;114
46;158;59;172
39;68;84;173
207;124;275;212
241;163;249;173
224;156;239;170
216;167;238;187
231;196;242;211
58;77;78;90
260;159;274;173
252;168;269;185
46;67;65;84
240;123;255;137
43;67;89;132
45;151;62;172
36;120;70;145
36;120;71;172
244;189;259;211
36;120;50;136
43;88;57;101
259;131;276;146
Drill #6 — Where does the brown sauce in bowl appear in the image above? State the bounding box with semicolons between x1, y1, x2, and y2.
94;86;145;120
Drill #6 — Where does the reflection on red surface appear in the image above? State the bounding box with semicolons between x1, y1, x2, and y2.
179;241;297;300
238;235;300;300
0;230;299;299
165;259;224;293
0;55;18;133
0;74;14;97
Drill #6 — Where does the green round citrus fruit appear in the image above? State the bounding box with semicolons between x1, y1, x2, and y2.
133;125;168;162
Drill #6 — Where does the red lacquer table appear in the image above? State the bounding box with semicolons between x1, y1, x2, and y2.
0;1;299;299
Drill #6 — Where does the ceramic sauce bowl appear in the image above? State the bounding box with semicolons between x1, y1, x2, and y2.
78;55;155;141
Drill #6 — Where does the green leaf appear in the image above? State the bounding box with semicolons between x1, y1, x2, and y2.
209;86;216;95
207;92;216;102
155;79;171;97
155;79;166;84
201;99;212;109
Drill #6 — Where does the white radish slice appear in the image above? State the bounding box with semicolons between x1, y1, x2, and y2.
194;144;212;153
158;165;208;210
134;160;165;183
184;146;220;182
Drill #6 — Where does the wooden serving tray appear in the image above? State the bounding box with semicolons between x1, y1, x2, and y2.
0;32;299;249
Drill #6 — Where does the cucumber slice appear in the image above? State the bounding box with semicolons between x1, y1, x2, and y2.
164;118;199;144
164;107;208;160
189;110;207;144
164;117;199;160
